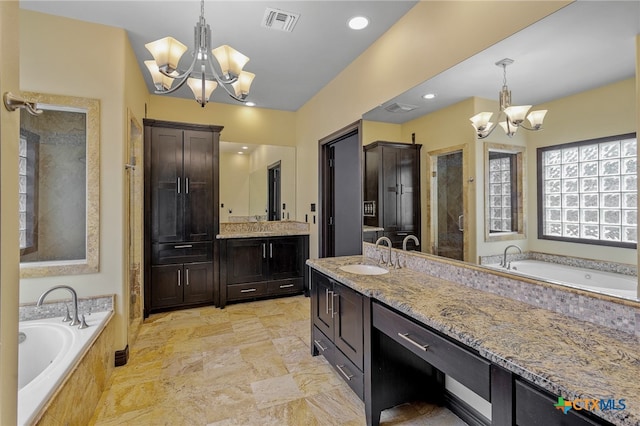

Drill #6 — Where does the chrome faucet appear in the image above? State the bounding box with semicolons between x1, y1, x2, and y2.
375;236;393;267
37;285;87;328
402;235;420;251
502;244;522;270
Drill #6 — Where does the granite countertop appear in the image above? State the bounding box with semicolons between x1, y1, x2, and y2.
307;255;640;426
217;221;310;239
217;229;310;239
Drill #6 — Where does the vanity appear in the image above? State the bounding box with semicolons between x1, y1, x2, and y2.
308;250;639;426
217;221;309;308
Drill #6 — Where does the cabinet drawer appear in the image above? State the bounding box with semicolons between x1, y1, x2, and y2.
372;302;491;400
227;282;268;301
515;379;607;426
313;326;364;401
268;278;303;295
152;242;212;265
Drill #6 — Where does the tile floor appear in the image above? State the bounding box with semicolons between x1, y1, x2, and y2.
89;295;467;425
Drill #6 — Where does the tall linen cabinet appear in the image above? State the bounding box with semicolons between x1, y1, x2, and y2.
363;141;421;248
143;119;222;316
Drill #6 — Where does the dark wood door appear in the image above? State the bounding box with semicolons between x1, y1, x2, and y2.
334;282;364;370
312;270;334;338
150;127;184;243
151;264;183;308
225;238;268;284
183;130;214;241
269;236;303;281
183;261;213;304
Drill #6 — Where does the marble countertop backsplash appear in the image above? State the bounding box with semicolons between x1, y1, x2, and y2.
307;252;640;426
217;221;310;239
20;294;114;321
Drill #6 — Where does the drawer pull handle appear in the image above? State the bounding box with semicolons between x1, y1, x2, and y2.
398;333;429;351
336;364;353;381
240;288;257;293
314;339;327;351
280;284;294;288
174;244;193;249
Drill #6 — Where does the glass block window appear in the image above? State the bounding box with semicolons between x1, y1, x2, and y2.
488;153;516;232
538;133;637;248
19;135;28;249
19;129;39;255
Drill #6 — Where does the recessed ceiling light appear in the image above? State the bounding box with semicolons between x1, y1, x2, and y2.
423;93;436;100
348;16;369;30
245;101;256;107
242;146;248;150
237;152;244;155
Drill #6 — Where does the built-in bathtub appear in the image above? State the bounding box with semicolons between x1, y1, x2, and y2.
18;311;111;426
485;259;637;300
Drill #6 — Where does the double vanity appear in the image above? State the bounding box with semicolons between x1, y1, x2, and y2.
308;247;640;426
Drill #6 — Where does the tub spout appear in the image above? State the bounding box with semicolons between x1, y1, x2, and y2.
37;285;81;327
502;244;522;270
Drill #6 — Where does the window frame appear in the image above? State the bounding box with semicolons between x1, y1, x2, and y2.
536;132;637;249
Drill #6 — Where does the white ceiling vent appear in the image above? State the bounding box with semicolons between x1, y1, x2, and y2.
262;7;300;33
384;102;419;113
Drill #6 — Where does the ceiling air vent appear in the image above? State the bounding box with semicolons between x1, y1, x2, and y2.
262;7;300;33
384;102;418;113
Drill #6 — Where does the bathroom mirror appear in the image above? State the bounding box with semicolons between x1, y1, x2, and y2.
219;142;296;222
19;92;100;278
360;1;638;300
485;143;526;242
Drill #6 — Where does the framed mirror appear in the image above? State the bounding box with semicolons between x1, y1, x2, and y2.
19;92;100;278
485;142;526;242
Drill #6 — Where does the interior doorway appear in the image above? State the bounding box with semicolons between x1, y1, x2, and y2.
319;121;362;257
430;147;467;261
268;161;281;221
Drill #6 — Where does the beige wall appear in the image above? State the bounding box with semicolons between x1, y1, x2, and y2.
220;152;250;221
525;78;637;265
147;95;297;147
295;1;571;259
0;2;22;424
18;9;149;359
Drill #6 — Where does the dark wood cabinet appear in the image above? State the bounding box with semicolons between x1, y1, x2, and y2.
151;262;214;309
220;235;308;307
311;269;365;399
364;141;421;248
144;119;222;316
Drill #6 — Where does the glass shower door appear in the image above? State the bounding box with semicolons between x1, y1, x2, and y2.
433;151;464;261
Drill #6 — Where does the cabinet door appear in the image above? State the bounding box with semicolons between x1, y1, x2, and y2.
268;236;303;281
398;147;420;234
381;146;400;231
311;270;334;338
334;283;364;370
151;264;183;308
183;130;214;241
183;262;213;304
225;239;268;284
151;127;184;243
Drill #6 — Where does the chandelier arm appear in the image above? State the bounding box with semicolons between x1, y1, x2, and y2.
476;123;499;139
517;123;542;131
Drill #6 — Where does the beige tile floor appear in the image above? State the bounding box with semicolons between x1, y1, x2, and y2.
89;295;467;425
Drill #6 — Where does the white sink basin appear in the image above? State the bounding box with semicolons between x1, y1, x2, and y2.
339;264;389;275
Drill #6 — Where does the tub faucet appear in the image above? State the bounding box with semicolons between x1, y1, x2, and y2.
402;235;420;251
375;236;393;267
37;285;82;327
502;244;522;270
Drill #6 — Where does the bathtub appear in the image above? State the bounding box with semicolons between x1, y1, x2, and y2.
486;259;638;300
18;310;111;426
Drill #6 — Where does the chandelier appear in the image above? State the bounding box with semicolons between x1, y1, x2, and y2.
470;58;547;139
144;0;255;107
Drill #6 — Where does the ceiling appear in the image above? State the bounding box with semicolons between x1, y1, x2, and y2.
364;0;640;124
19;0;418;111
